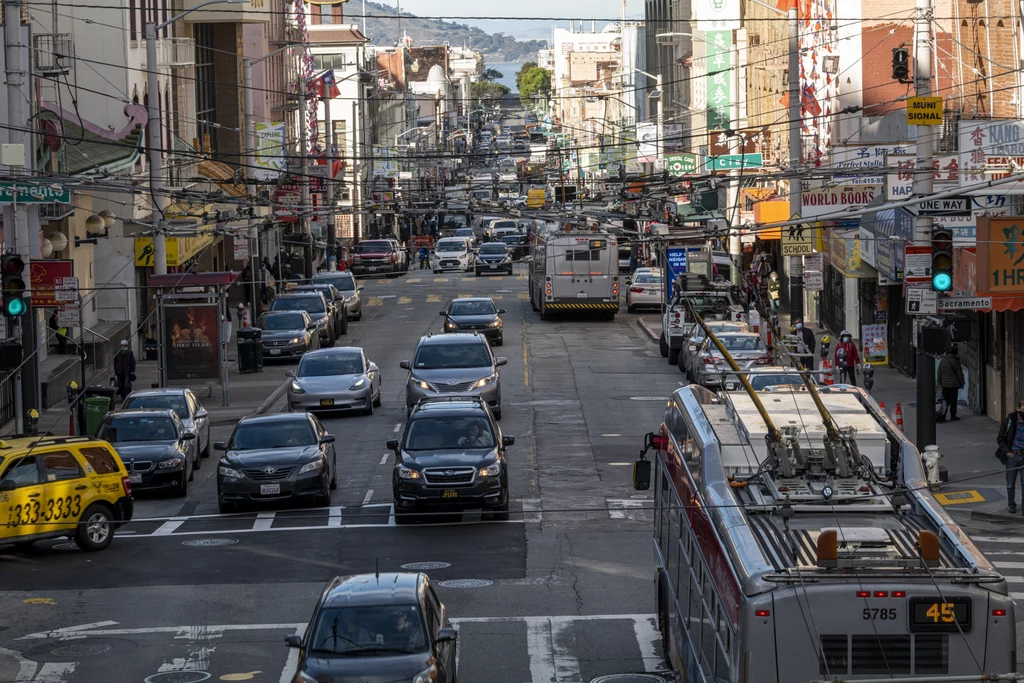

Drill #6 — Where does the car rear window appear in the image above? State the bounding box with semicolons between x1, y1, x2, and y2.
414;342;492;369
313;273;356;291
353;242;392;253
272;296;325;313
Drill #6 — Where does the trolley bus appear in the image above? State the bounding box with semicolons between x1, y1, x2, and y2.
528;228;620;319
633;312;1016;682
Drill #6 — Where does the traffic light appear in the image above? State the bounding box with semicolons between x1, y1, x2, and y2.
1;254;27;318
892;47;910;81
931;227;954;292
0;341;22;370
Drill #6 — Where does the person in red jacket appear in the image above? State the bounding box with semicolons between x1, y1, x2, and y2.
834;329;861;386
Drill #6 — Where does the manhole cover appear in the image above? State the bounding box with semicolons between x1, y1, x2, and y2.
144;672;212;683
590;676;667;683
52;643;110;657
437;579;492;588
181;538;239;547
51;542;79;551
401;562;451;571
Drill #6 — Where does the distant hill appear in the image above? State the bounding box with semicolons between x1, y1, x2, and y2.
361;1;548;62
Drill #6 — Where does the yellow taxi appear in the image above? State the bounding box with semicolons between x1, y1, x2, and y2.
0;436;134;551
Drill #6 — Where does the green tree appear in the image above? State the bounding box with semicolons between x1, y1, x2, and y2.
515;62;538;91
472;81;510;105
482;68;504;82
518;65;551;106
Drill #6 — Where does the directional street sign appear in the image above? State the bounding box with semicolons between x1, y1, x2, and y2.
0;182;71;204
938;296;992;311
906;287;938;315
912;197;972;217
707;153;763;171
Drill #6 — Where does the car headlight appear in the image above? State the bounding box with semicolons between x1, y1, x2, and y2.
218;465;242;479
159;457;184;469
349;378;367;390
412;665;437;683
290;337;303;344
296;673;318;683
290;380;305;393
487;320;501;328
479;462;501;477
298;459;324;475
444;321;457;331
472;373;498;389
397;465;421;480
410;377;431;391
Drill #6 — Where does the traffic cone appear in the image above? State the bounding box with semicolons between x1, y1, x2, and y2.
895;403;904;431
242;305;252;329
822;358;834;385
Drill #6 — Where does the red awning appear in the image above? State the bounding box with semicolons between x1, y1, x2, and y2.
149;272;237;288
989;296;1024;312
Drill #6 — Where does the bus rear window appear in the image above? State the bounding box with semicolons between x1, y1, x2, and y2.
563;248;599;262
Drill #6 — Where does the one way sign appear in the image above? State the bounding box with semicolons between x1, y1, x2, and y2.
911;196;972;217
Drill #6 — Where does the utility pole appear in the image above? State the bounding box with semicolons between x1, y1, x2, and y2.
323;93;336;268
787;0;804;322
242;57;262;313
914;0;936;450
352;99;363;243
145;20;168;275
654;73;664;171
298;81;313;279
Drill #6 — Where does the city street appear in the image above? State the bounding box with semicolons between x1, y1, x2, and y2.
0;268;685;683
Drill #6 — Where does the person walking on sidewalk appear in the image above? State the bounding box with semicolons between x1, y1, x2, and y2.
114;340;136;399
794;319;815;367
767;272;781;314
834;330;860;386
997;400;1024;513
937;346;966;421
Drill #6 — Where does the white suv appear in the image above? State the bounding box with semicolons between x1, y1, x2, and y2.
433;238;475;273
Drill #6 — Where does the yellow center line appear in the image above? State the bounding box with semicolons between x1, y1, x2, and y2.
398;296;413;304
522;317;529;389
426;294;441;303
378;279;393;284
517;292;530;300
406;278;422;284
366;297;384;306
457;293;472;298
434;277;448;283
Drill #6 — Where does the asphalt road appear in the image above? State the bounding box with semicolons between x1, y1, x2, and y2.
0;264;686;683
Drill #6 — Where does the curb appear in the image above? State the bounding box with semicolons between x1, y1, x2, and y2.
962;508;1024;525
254;377;292;415
637;318;660;342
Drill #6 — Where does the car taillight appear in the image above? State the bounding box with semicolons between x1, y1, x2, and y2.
755;355;773;365
121;475;132;496
390;253;396;263
703;357;715;365
630;287;643;293
674;312;681;319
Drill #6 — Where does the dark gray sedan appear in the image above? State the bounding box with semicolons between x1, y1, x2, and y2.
121;387;210;459
215;413;337;514
257;311;320;360
98;409;197;497
441;297;505;345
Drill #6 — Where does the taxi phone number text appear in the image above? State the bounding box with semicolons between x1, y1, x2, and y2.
5;495;83;527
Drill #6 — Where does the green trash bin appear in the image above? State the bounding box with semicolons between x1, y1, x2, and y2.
84;395;113;436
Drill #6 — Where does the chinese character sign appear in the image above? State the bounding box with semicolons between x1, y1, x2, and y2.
706;31;732;130
958;120;1024;194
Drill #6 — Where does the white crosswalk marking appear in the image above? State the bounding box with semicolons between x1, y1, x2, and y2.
31;663;76;682
606;498;648;520
521;498;542;523
253;512;275;531
158;626;223;673
327;506;342;527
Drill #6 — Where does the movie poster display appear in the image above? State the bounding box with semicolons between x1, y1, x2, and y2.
164;304;219;381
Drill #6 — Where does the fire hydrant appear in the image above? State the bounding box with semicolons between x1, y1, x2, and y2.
922;445;942;490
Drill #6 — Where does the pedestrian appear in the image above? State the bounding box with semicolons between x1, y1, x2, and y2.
48;310;68;354
833;330;860;386
767;271;781;314
997;400;1024;513
795;318;815;366
937;346;966;421
113;339;136;399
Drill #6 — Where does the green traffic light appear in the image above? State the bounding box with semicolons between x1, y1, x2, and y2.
933;272;953;291
5;297;26;316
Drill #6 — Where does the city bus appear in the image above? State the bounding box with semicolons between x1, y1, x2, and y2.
631;317;1016;682
528;228;620;320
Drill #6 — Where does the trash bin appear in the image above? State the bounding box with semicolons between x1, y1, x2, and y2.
145;338;159;361
79;385;119;436
237;327;263;374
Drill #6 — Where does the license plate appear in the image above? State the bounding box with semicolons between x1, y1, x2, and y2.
441;490;459;499
577;293;587;298
129;474;142;484
320;398;334;407
269;349;281;355
260;484;281;496
369;266;379;272
489;264;498;269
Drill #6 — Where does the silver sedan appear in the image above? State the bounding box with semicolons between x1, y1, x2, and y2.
680;320;750;379
693;333;772;389
626;270;663;313
287;347;382;416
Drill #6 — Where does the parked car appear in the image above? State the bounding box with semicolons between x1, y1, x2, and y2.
474;242;513;276
284;572;457;682
387;238;410;271
432;238;475;273
214;412;336;513
693;333;772;389
121;387;211;458
292;283;349;337
256;311;320;360
269;292;337;346
98;409;197;497
680;320;750;379
626;270;663;313
441;297;504;345
312;271;364;321
286;346;382;415
401;333;506;419
501;234;529;260
349;239;405;277
388;396;512;522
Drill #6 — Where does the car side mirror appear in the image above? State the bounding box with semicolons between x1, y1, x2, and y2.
399;360;410;369
307;324;317;331
436;627;457;644
633;458;652;491
357;284;365;291
0;479;15;492
181;432;197;440
285;370;296;377
214;441;227;451
440;311;448;316
320;434;336;444
497;309;506;315
502;435;515;447
284;634;302;648
368;362;378;372
194;409;209;419
495;357;508;367
386;439;399;451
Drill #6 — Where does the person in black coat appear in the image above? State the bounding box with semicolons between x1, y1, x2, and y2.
793;318;815;367
997;400;1024;512
113;340;136;399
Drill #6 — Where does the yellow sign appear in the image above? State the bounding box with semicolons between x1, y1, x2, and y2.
527;188;546;208
781;214;813;256
906;97;943;125
134;233;216;267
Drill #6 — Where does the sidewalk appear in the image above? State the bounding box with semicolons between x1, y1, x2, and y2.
30;354;293;438
635;314;1013;525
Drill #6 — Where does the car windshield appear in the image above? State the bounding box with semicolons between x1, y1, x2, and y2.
492;221;516;230
479;244;507;255
414;342;492;369
353;242;391;253
450;300;497;316
501;236;522;245
98;415;177;442
299;353;363;377
633;273;662;284
309;605;427;655
750;374;804;390
436;241;466;253
230;420;317;450
712;335;766;352
261;314;306;331
122;395;189;419
405;416;497;450
272;296;325;313
694;323;745;340
313;273;356;292
454;229;474;237
684;294;735;308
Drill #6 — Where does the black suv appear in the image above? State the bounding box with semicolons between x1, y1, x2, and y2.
387;397;513;523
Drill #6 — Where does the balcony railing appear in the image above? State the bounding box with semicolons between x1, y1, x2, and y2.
33;33;74;76
157;38;196;68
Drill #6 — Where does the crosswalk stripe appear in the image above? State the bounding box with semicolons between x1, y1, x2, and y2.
406;278;422;283
434;277;448;283
457;293;472;298
525;619;558;683
426;294;441;303
398;297;413;304
490;277;503;281
518;292;530;300
633;616;665;672
253;512;275;531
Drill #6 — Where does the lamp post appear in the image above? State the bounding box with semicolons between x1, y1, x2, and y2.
146;0;246;275
616;67;663;165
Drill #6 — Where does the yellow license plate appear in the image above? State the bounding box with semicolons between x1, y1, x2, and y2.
320;399;334;407
441;490;459;499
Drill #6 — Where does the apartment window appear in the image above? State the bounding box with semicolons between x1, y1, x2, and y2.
312;3;343;24
140;0;147;37
161;0;169;37
129;0;137;41
193;24;218;155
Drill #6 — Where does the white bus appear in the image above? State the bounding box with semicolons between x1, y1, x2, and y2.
528;229;620;320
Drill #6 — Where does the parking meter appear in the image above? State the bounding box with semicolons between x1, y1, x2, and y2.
862;363;875;392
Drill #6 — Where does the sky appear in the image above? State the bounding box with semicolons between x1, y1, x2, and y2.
385;0;645;42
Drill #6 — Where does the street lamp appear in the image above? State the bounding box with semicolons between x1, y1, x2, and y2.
146;0;246;275
616;67;663;162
